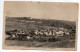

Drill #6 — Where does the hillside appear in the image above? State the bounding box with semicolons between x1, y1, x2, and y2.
5;17;76;32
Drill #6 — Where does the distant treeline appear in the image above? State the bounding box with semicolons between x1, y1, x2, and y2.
6;17;76;30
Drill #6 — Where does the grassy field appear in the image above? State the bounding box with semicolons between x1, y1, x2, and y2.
5;17;76;32
5;35;75;48
5;17;76;48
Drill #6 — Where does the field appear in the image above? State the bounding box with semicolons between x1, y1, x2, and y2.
5;35;75;48
5;17;76;31
5;17;76;48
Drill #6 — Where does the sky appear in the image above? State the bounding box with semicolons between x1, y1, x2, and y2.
4;1;78;21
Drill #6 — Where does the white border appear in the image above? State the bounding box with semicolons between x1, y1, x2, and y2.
0;0;80;52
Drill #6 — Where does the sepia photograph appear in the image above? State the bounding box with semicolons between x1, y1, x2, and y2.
3;1;78;50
